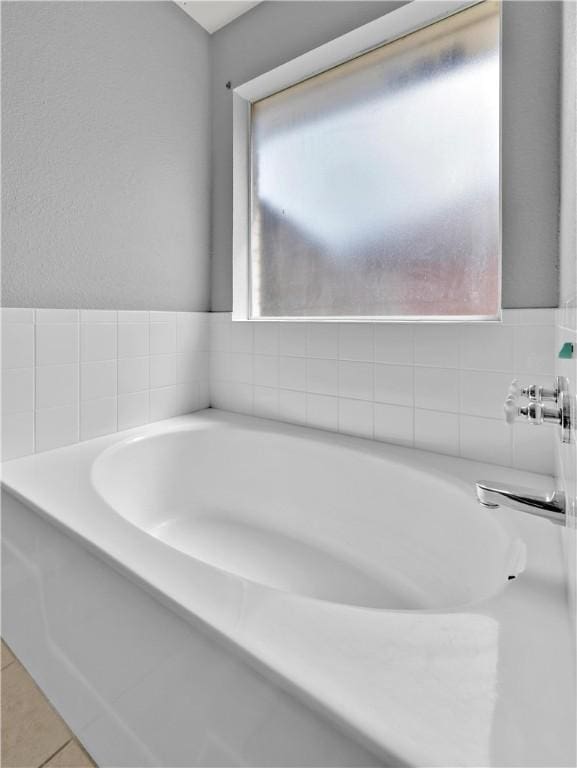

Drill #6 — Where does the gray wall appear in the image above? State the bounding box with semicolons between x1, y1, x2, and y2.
560;0;576;305
211;0;562;311
2;1;563;312
2;1;211;311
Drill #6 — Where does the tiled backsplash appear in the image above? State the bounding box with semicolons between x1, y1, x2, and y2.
2;307;559;475
556;303;577;525
210;310;557;474
1;309;209;460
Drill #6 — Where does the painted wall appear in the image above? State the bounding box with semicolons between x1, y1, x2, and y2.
2;2;211;311
559;0;576;307
2;1;563;313
210;0;562;311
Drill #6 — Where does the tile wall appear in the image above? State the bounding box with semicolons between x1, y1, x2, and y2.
2;307;560;476
555;302;577;525
210;309;557;474
1;309;209;460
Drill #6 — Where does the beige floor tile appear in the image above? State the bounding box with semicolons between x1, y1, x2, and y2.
44;740;96;768
1;661;71;768
1;640;16;670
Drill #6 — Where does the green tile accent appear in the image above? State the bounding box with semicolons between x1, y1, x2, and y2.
558;342;574;359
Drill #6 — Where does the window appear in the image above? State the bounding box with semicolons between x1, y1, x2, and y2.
233;1;501;321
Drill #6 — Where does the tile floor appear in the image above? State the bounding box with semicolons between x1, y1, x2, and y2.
1;640;96;768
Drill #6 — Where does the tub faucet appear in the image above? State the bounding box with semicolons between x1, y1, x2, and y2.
476;481;566;524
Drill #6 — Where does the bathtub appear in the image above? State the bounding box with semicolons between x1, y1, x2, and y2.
1;409;575;767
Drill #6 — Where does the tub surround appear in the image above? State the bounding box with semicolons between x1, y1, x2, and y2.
210;309;557;474
2;411;575;767
1;309;210;460
2;307;558;473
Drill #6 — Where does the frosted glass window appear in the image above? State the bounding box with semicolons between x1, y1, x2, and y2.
249;2;500;320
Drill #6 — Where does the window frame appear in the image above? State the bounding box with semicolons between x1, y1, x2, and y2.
232;0;502;323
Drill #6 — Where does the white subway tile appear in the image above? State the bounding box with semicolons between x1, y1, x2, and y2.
279;356;306;391
176;382;200;415
414;367;459;413
254;323;279;355
459;324;514;372
36;364;78;410
512;422;555;475
460;370;511;419
118;391;149;430
2;412;34;460
210;352;230;383
210;316;231;353
150;311;176;324
81;397;117;441
306;324;338;359
2;324;34;368
338;361;373;401
81;360;117;401
210;381;233;411
150;386;181;421
230;322;254;354
374;364;413;407
36;324;78;366
177;349;207;383
2;308;34;324
80;310;117;323
278;389;306;424
306;358;338;396
198;380;210;410
229;353;253;385
254;386;279;420
374;324;414;365
513;325;555;374
118;323;149;358
178;313;208;352
0;307;211;451
504;308;555;325
150;354;177;389
118;356;149;394
36;309;79;323
460;416;512;466
35;406;78;452
254;355;279;388
150;322;177;355
279;324;306;357
306;394;338;432
414;325;460;368
338;324;373;362
2;368;34;414
414;409;459;456
223;382;253;415
338;398;373;439
80;323;116;362
374;403;413;447
118;310;149;323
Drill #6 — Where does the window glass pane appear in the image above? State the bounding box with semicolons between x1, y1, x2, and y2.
250;2;500;319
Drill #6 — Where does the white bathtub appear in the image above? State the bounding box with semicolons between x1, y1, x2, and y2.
2;410;575;767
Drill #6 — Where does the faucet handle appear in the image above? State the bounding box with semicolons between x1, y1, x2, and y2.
504;394;540;425
504;396;517;424
508;379;522;399
509;378;559;403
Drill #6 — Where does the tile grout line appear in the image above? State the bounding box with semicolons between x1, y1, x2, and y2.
37;739;73;768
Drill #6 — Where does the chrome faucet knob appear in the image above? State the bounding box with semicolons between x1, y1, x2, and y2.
507;379;522;398
526;383;558;402
504;395;523;424
503;376;572;443
510;378;560;403
526;401;544;425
